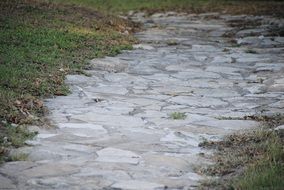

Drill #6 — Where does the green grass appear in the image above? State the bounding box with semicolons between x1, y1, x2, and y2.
7;153;29;162
234;145;284;189
170;112;187;120
233;130;284;190
52;0;207;12
0;0;136;124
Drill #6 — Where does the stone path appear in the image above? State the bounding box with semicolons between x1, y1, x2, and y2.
1;12;284;190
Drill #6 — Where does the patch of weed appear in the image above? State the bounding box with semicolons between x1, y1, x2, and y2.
0;122;37;163
170;112;187;120
7;153;29;162
166;40;179;46
199;126;284;189
245;49;258;54
244;113;284;128
216;113;284;128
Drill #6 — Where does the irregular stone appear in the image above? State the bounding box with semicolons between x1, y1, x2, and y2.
269;78;284;91
65;75;93;85
96;147;141;164
0;161;37;177
160;131;200;147
36;133;58;139
58;123;107;138
237;36;281;48
111;180;164;190
191;44;219;52
195;119;258;132
21;163;80;178
269;100;284;109
26;176;113;190
255;63;284;72
89;57;128;72
275;125;284;131
211;55;233;64
143;154;191;172
206;66;242;75
86;84;129;95
0;175;16;189
169;96;228;108
194;55;208;62
71;113;144;128
193;88;240;98
275;125;284;137
171;70;220;79
74;168;131;181
236;28;267;37
133;44;155;50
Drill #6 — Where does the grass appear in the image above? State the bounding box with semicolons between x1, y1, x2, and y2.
0;0;137;124
199;115;284;189
0;0;138;162
234;140;284;189
166;40;179;46
170;112;187;120
52;0;284;16
233;130;284;190
7;153;29;162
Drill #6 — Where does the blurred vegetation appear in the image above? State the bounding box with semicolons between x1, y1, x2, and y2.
199;115;284;190
52;0;284;16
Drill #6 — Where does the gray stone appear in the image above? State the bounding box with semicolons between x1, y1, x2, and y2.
191;44;219;52
65;75;93;85
74;168;131;180
96;147;141;164
269;78;284;91
133;44;155;50
21;163;80;178
0;175;16;189
275;125;284;131
169;96;228;108
237;36;281;48
236;28;267;37
160;131;200;147
206;66;242;75
71;113;145;127
58;123;107;137
275;125;284;137
194;119;258;132
89;57;128;72
111;180;164;190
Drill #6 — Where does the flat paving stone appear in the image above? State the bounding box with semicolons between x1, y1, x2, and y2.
20;163;80;178
169;96;228;108
0;175;16;189
96;147;141;164
111;180;165;190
